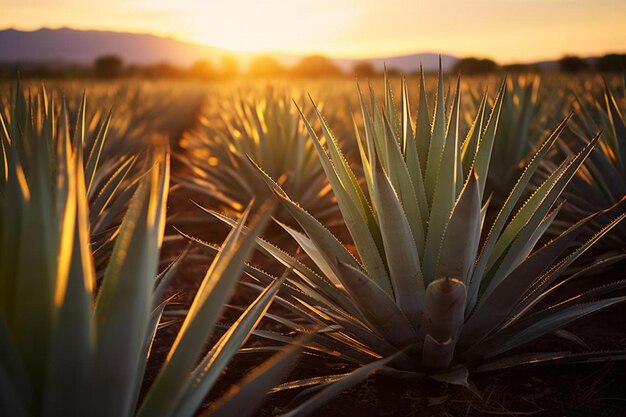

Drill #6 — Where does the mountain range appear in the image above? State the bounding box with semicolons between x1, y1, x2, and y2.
0;28;459;73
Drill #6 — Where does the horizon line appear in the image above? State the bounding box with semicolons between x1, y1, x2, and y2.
2;25;626;66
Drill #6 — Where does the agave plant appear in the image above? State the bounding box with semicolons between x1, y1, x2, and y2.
551;80;626;248
0;82;164;272
486;74;543;201
0;84;304;417
213;68;626;388
176;89;339;227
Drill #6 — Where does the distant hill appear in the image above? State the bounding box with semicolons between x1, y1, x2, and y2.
334;53;458;73
0;28;231;67
0;27;460;73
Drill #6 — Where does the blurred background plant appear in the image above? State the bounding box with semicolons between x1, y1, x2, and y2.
175;88;341;232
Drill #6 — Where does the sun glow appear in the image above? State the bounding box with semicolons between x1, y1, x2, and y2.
2;0;626;61
129;0;364;55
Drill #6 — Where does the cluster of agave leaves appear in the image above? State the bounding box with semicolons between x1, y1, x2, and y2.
0;81;208;272
204;68;626;401
551;79;626;248
176;88;340;228
0;83;341;417
484;75;542;200
474;73;626;250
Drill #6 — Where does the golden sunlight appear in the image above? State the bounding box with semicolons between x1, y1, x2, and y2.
4;0;625;61
181;0;363;53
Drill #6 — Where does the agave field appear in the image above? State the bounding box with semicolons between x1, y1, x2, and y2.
1;70;625;417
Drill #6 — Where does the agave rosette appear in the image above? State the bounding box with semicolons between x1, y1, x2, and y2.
176;89;339;227
211;68;626;387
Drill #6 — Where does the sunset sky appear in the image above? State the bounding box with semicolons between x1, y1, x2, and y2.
3;0;626;62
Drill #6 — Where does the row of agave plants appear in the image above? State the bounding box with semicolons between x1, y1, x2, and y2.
1;68;625;416
0;80;323;417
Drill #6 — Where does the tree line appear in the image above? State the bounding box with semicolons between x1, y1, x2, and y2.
2;53;625;79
